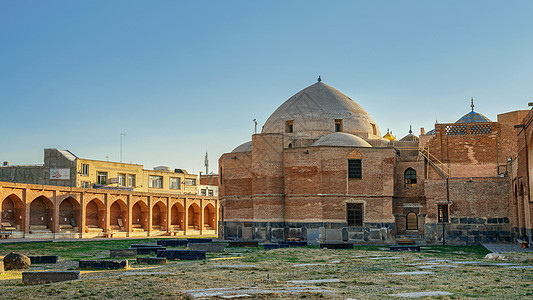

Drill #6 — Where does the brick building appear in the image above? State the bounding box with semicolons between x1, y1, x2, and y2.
219;79;531;245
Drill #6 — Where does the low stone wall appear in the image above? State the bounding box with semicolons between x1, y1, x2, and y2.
78;260;128;269
28;256;58;264
110;249;137;258
22;271;79;285
424;217;512;245
189;243;225;252
222;221;396;244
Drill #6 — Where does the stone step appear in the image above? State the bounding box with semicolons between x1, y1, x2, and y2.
30;229;52;234
30;225;48;230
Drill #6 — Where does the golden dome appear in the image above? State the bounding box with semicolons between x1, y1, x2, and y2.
383;130;396;141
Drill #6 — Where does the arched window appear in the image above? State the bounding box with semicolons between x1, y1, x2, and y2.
406;212;418;230
404;168;417;188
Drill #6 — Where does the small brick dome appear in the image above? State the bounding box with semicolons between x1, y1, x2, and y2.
311;132;372;147
231;141;252;153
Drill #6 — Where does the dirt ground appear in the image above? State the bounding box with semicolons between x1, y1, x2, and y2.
0;240;531;299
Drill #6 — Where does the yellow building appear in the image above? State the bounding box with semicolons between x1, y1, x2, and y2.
0;149;199;195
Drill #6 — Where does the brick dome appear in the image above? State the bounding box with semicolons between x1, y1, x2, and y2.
261;81;381;140
311;132;372;147
231;141;252;153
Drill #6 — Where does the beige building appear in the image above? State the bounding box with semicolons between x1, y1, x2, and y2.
0;149;199;195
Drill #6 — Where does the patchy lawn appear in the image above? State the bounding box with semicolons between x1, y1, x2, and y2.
0;240;531;299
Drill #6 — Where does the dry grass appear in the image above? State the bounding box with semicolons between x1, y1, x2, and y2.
0;242;531;299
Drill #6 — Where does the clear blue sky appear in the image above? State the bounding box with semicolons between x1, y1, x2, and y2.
1;1;533;173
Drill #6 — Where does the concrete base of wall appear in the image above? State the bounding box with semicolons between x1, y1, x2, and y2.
425;217;512;245
222;221;396;244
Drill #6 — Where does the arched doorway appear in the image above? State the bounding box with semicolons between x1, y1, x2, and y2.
188;203;201;230
59;197;81;232
203;204;216;230
171;203;184;230
110;200;127;231
406;212;418;231
152;201;166;231
30;196;54;232
1;195;23;231
132;201;148;231
86;199;105;232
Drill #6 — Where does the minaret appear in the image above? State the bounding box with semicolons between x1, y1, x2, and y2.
204;151;209;175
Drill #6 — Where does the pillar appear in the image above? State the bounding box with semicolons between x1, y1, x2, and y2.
79;192;85;238
147;196;152;236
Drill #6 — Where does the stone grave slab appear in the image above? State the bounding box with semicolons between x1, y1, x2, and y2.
137;257;167;265
190;243;225;253
418;264;458;269
182;287;334;299
157;250;206;260
370;257;401;260
23;271;79;285
228;240;259;247
78;260;128;269
0;259;3;274
131;246;165;255
390;291;453;298
319;243;353;249
289;278;341;284
28;256;58;264
293;263;323;267
389;271;434;275
110;249;137;258
263;243;289;250
279;241;308;247
506;265;533;269
157;239;188;247
214;264;257;270
390;246;420;252
187;238;212;244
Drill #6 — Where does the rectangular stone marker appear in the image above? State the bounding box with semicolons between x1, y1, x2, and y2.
110;249;137;258
157;239;188;247
390;291;453;298
136;257;167;265
289;279;341;284
390;246;421;252
189;243;225;253
187;238;212;244
263;243;290;250
78;260;128;269
0;259;3;274
28;256;58;264
320;243;353;249
130;243;159;248
228;240;259;247
157;250;206;260
131;246;166;255
389;271;434;275
279;241;308;247
22;271;79;285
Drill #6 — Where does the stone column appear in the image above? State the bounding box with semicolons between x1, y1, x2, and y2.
184;198;188;236
127;195;132;237
79;192;85;239
147;196;152;236
104;193;110;233
200;198;204;236
52;190;59;235
166;197;172;234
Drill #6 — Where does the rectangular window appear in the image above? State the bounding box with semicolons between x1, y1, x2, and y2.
335;119;343;132
208;190;214;196
286;120;294;133
97;172;108;185
347;203;363;226
438;204;449;223
348;159;362;179
149;175;163;188
118;173;126;186
170;177;180;189
201;189;207;196
82;181;90;188
184;179;196;186
82;164;89;176
128;174;136;187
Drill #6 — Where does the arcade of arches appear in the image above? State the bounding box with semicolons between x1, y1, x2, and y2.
0;181;219;239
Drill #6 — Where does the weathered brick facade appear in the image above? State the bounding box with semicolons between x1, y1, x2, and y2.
219;80;531;245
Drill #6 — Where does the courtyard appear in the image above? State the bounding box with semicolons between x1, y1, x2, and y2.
0;239;531;299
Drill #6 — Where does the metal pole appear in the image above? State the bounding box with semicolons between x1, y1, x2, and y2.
120;133;126;162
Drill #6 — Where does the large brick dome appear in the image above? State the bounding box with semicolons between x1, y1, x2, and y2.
261;81;382;140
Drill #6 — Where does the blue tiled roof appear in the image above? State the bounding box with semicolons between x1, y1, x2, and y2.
455;111;491;123
426;129;436;135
